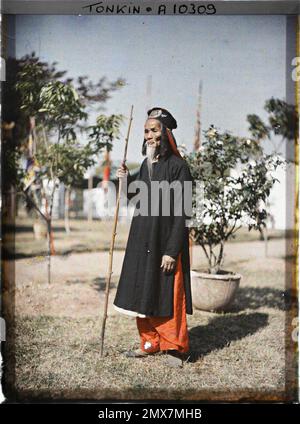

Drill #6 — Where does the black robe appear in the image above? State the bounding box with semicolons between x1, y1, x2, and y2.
113;153;193;317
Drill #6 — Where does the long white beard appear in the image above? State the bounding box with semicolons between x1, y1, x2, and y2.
146;144;158;180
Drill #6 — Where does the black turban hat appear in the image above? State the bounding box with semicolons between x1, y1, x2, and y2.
147;107;177;130
146;107;182;158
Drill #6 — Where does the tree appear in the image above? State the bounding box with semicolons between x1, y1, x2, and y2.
185;126;283;274
3;53;125;284
246;97;297;245
247;97;298;154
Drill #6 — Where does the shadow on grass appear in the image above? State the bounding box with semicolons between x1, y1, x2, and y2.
91;277;117;291
188;312;268;362
229;286;292;312
65;277;117;291
3;249;75;260
280;254;297;262
3;224;77;233
3;246;124;260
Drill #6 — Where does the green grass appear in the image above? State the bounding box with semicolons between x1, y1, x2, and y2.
3;216;287;259
3;217;130;258
3;253;295;402
3;310;286;401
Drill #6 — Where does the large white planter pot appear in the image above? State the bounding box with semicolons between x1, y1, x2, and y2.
190;270;242;312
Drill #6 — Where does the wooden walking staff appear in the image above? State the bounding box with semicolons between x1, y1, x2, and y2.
100;105;134;357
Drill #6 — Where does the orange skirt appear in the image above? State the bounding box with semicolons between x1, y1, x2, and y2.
136;252;189;353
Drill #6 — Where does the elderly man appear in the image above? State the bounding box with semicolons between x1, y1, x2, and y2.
113;107;193;367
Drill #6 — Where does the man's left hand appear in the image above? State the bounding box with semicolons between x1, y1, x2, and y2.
160;255;176;273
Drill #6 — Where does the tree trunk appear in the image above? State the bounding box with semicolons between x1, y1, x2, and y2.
47;219;52;285
44;196;55;255
88;176;93;222
263;226;268;257
9;185;16;221
64;186;71;234
216;240;225;272
46;183;56;284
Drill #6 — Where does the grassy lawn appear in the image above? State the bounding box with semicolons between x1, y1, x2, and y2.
2;237;297;401
3;216;288;259
3;217;131;258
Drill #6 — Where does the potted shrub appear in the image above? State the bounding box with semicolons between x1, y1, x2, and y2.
185;126;283;312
